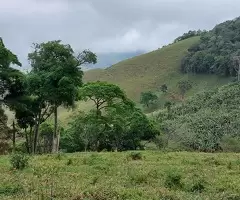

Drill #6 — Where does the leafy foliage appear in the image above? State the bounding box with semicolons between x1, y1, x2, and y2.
26;40;96;153
128;152;143;160
79;81;131;115
160;84;168;93
174;30;204;43
9;153;29;170
156;83;240;152
177;80;192;99
181;17;240;76
140;91;158;107
62;82;159;152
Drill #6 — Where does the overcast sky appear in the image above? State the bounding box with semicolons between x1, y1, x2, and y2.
1;0;240;69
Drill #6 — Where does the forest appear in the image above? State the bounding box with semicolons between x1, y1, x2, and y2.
181;17;240;76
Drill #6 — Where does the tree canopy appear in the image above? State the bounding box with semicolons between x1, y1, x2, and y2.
181;17;240;77
156;82;240;152
27;40;97;153
140;91;158;107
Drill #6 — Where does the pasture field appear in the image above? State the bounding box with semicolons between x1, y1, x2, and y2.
0;151;240;199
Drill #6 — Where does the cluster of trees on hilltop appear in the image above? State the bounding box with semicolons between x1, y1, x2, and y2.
0;38;158;154
173;30;205;43
181;17;240;76
155;83;240;152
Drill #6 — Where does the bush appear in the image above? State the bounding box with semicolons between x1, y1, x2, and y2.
220;136;240;152
164;170;183;189
128;152;142;160
55;152;65;160
9;153;29;170
0;184;24;195
66;158;73;165
190;180;206;193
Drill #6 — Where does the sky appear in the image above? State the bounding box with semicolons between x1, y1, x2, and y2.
1;0;240;69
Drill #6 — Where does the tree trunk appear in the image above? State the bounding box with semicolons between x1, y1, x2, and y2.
29;126;33;154
56;129;60;153
12;121;16;153
33;121;40;154
24;129;30;154
52;105;58;153
238;63;240;82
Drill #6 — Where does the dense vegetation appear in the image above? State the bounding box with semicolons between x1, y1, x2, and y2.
0;38;157;154
155;82;240;152
173;30;204;43
181;17;240;76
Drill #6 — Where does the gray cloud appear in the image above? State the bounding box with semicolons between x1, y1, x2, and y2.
1;0;240;68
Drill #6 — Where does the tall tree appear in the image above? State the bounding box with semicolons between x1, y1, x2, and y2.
140;91;158;107
177;80;192;99
79;81;132;117
0;37;24;153
160;84;168;93
28;40;97;153
233;56;240;81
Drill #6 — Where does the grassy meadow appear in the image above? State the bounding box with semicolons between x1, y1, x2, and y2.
0;151;240;200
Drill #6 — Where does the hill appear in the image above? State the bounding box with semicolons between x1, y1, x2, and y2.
181;17;240;76
57;36;231;124
1;151;240;199
84;37;230;103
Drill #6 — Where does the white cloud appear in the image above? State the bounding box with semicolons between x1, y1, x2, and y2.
0;0;240;68
0;0;69;16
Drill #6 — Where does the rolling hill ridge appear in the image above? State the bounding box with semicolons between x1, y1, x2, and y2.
83;37;230;102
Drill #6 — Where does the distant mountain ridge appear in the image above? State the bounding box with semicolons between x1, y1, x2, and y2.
85;51;144;70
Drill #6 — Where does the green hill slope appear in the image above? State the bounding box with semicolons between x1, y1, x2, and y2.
84;37;230;102
57;36;231;124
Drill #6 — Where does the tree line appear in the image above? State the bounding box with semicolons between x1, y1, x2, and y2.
181;17;240;77
0;39;158;154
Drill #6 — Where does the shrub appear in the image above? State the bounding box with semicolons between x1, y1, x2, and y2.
190;180;206;193
227;161;233;170
129;171;148;185
66;158;73;165
164;170;183;189
128;152;142;160
9;153;29;170
0;184;24;195
55;152;65;160
220;136;240;152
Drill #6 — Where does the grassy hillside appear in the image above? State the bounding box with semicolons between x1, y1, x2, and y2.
1;151;240;199
84;37;230;102
6;37;231;125
56;36;231;124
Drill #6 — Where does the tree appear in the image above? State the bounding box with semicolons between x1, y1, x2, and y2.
0;107;10;154
60;82;160;152
160;84;168;93
79;81;132;117
0;38;24;153
28;40;97;153
177;80;192;99
62;101;159;152
181;17;240;76
140;91;158;107
233;56;240;81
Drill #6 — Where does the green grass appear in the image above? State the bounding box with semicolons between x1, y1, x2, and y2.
1;151;240;199
84;37;230;102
